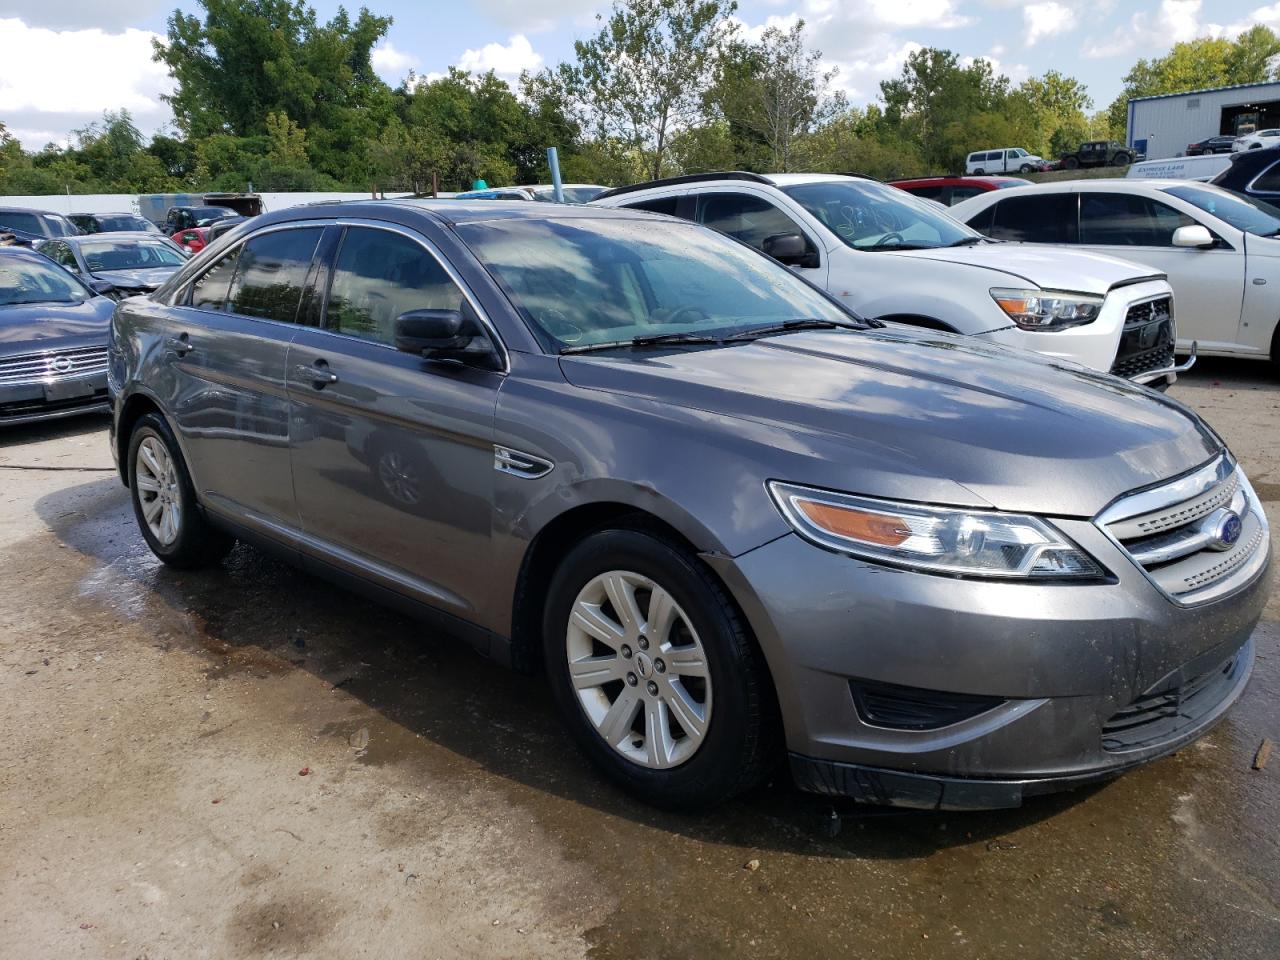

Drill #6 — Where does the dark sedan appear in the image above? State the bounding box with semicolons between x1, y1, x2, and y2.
1187;135;1236;156
68;212;163;235
1210;146;1280;202
0;247;115;426
0;207;80;247
38;233;188;298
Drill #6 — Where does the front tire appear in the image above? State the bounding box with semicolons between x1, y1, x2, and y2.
542;527;777;809
1112;152;1131;166
128;412;234;568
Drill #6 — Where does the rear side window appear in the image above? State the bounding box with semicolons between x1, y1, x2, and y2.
324;227;467;345
903;185;944;201
949;186;985;203
1251;160;1280;193
623;195;682;216
227;228;322;323
988;194;1077;243
190;247;240;310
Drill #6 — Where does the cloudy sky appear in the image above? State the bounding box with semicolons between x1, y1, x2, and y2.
2;0;1279;148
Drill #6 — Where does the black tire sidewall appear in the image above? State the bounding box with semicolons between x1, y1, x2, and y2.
542;528;766;809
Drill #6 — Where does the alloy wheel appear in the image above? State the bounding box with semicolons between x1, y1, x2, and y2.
565;570;712;769
135;436;181;546
377;450;421;505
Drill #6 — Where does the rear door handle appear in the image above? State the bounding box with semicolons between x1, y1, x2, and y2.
295;362;338;387
166;334;193;356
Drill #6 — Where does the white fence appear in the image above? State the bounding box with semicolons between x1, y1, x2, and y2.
0;192;416;217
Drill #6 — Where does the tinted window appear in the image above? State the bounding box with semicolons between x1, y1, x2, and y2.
1250;160;1280;193
190;247;241;310
965;203;996;233
324;227;467;344
43;242;77;270
986;152;1002;161
226;228;320;323
45;215;78;237
949;186;985;203
624;195;682;216
902;185;944;201
0;212;45;235
696;192;806;251
988;194;1077;242
1079;193;1194;246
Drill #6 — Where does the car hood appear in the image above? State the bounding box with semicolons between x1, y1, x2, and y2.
0;297;115;355
559;328;1220;518
881;244;1164;295
93;266;179;289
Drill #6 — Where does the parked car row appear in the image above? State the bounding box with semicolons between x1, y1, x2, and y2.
97;194;1270;812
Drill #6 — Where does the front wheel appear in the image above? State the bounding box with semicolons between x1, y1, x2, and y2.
128;412;234;568
1112;153;1131;166
543;527;777;809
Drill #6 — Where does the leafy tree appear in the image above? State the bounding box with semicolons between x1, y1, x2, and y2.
559;0;738;178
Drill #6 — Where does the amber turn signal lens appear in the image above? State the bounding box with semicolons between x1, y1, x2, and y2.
794;499;912;546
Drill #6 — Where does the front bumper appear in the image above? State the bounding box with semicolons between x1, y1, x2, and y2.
0;373;110;426
708;520;1271;809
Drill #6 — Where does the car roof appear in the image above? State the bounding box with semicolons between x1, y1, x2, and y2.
258;198;675;228
64;231;169;243
69;211;143;217
890;176;1026;187
0;206;65;214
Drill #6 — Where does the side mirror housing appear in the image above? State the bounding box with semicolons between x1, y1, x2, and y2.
394;309;500;369
1172;224;1215;248
762;232;819;268
87;278;117;297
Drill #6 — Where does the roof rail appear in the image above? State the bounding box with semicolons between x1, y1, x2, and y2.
594;170;773;201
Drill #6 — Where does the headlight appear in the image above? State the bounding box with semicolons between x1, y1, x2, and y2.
768;482;1104;579
991;288;1103;331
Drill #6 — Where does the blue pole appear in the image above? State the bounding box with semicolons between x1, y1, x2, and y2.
547;146;564;203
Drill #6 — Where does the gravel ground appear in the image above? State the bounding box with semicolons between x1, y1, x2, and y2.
1;357;1277;960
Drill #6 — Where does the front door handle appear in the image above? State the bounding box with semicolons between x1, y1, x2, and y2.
166;334;193;356
295;362;338;387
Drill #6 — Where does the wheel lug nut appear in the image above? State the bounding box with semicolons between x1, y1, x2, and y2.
621;644;632;659
646;681;658;696
638;636;649;650
626;673;638;686
654;659;666;673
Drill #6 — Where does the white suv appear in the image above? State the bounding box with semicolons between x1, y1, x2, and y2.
592;172;1184;384
951;179;1280;371
965;148;1045;174
1234;129;1280;152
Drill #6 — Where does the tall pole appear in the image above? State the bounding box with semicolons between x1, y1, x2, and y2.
547;147;564;203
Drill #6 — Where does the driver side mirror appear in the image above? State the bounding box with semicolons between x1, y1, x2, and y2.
87;278;117;298
394;309;500;370
1172;224;1215;249
762;233;818;268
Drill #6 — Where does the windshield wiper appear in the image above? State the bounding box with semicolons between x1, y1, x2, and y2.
560;331;724;354
724;318;863;341
946;236;989;247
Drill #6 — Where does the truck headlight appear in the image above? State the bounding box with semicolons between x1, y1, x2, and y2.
991;288;1103;331
768;482;1104;579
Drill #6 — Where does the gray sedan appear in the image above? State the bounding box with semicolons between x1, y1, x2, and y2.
39;233;188;298
107;201;1271;810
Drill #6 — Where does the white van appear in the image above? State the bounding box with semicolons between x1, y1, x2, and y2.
965;148;1045;175
1126;154;1232;182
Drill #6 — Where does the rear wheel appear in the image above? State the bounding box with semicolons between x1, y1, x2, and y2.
1064;156;1080;169
128;412;234;568
973;168;985;175
543;527;777;809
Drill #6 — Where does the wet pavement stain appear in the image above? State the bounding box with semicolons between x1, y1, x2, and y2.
4;472;1276;960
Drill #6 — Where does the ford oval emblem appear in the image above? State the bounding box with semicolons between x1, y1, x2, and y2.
49;355;73;374
1215;511;1243;550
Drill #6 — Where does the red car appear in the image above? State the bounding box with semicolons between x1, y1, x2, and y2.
172;226;210;254
889;175;1031;206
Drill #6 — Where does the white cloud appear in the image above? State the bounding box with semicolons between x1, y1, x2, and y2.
1083;0;1280;59
730;13;802;43
961;51;1030;84
464;0;603;34
0;0;168;31
371;41;417;82
1023;1;1077;46
0;18;173;148
457;34;544;79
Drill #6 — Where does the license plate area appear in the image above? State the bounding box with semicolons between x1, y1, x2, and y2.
43;377;95;402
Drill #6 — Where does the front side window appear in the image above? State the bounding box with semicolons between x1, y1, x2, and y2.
324;227;468;344
227;228;321;323
43;242;78;270
189;248;241;310
696;192;809;253
1079;193;1195;246
455;217;861;350
782;179;978;250
987;193;1077;243
1163;184;1280;236
0;256;92;305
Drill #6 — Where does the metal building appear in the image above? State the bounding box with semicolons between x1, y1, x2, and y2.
1127;80;1280;159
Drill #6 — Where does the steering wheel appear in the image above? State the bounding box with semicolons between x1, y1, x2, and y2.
873;232;906;248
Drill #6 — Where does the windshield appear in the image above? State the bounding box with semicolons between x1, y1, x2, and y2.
1013;148;1029;157
456;217;862;349
0;256;92;305
1163;184;1280;236
80;240;185;271
193;207;237;226
780;179;979;249
97;215;160;233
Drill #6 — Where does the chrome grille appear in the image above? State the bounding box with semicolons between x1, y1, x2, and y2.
0;346;108;386
1097;456;1270;605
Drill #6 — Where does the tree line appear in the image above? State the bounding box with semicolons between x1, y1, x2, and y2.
2;0;1279;197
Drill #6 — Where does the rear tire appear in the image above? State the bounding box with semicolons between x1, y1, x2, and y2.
542;526;777;810
127;412;234;568
1064;156;1080;169
973;168;985;175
